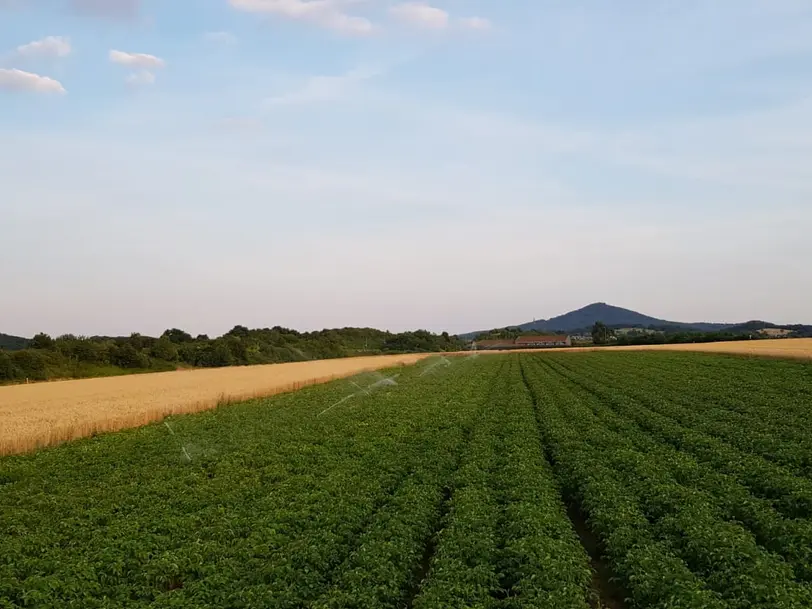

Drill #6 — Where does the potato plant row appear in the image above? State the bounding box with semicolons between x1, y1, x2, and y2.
1;358;502;608
412;357;593;609
3;350;810;608
548;355;812;520
521;356;727;609
545;358;812;584
522;352;812;609
560;353;812;475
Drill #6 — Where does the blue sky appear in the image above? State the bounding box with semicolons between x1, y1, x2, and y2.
1;0;811;337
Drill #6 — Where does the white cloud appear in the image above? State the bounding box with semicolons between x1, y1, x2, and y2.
204;31;238;44
0;68;66;93
126;70;155;86
229;0;374;35
14;36;72;58
390;2;449;29
109;50;165;69
459;16;491;31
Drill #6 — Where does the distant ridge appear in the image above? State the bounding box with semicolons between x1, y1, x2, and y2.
517;302;732;333
0;333;29;351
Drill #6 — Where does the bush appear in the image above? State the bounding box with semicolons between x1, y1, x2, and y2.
150;338;179;362
10;349;49;380
109;344;150;369
0;352;22;381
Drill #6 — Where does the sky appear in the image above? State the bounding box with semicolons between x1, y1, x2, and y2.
1;0;811;338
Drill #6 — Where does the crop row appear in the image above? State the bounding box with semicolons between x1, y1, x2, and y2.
558;353;812;475
520;356;727;609
0;357;501;608
543;357;812;584
413;357;593;609
523;353;812;609
547;355;812;520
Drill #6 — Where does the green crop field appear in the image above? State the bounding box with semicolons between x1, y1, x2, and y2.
2;352;812;608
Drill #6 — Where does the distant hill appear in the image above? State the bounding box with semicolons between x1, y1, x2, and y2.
0;333;29;351
461;302;735;339
517;303;732;333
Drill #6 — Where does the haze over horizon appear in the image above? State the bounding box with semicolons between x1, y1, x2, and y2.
2;1;811;338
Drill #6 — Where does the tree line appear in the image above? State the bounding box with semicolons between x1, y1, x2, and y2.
0;326;463;384
591;321;756;346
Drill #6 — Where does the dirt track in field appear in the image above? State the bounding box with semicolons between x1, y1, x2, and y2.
0;354;431;456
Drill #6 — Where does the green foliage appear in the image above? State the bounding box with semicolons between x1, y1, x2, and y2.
0;325;463;385
10;349;49;380
0;357;502;607
150;337;179;362
0;351;20;381
521;352;812;609
29;333;54;350
162;328;194;344
591;321;613;345
1;352;812;605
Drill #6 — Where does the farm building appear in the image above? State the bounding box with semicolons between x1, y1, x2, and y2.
515;335;572;348
473;335;572;350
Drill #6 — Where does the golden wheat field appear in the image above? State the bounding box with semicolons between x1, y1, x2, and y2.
0;354;431;456
521;337;812;359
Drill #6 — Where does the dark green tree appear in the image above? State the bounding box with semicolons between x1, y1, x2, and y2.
110;344;149;369
11;350;49;380
162;329;194;344
30;333;55;350
0;352;20;381
150;337;179;362
592;321;613;345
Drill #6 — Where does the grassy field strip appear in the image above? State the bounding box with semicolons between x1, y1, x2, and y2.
0;353;432;455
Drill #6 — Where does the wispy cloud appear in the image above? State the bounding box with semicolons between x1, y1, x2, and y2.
13;36;72;59
109;50;165;69
459;16;491;31
390;2;449;29
0;68;66;93
264;65;384;106
126;70;155;87
229;0;374;35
